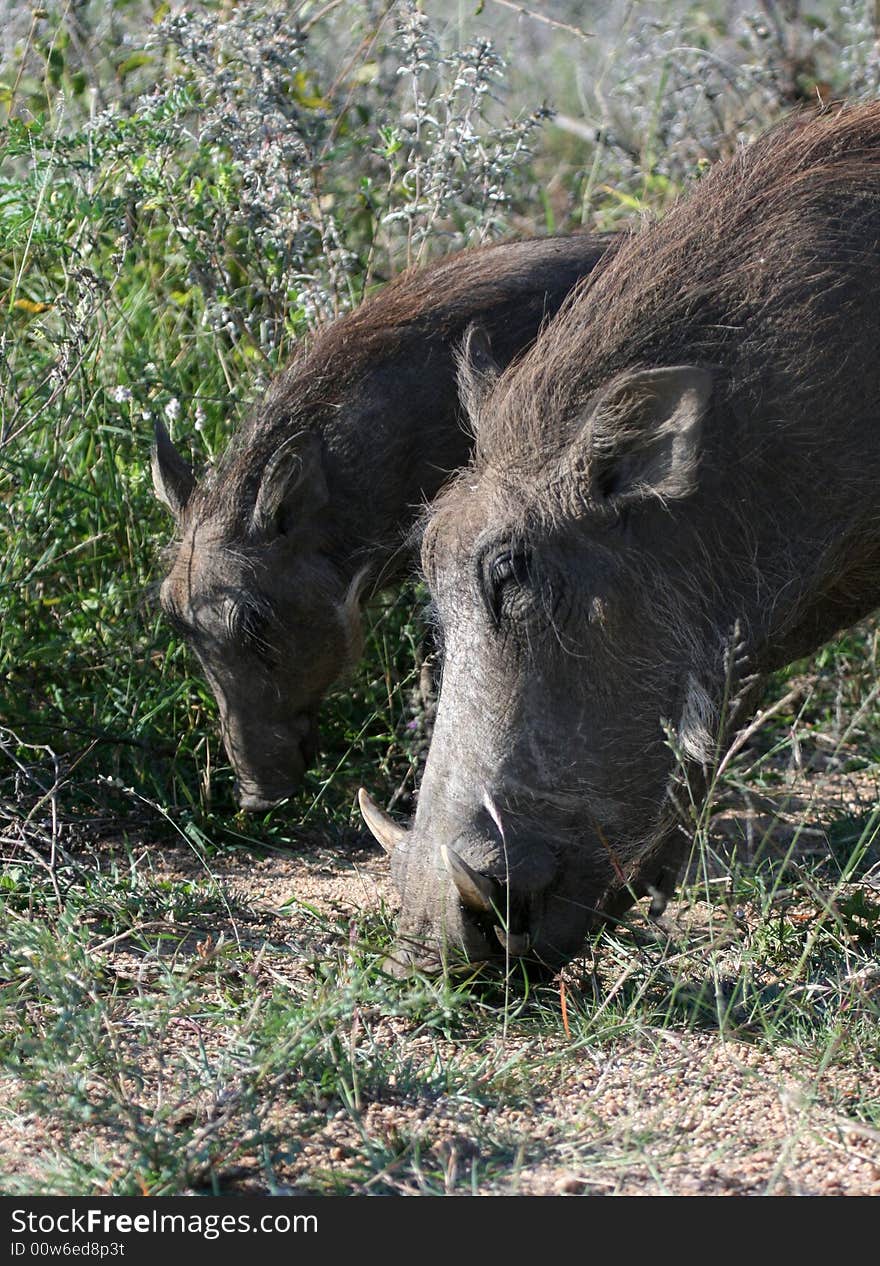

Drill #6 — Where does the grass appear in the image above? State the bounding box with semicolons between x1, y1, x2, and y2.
2;682;879;1194
2;0;880;1197
2;838;878;1196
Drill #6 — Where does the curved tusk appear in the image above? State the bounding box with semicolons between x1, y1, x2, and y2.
358;787;407;856
647;885;668;919
494;927;531;957
441;844;499;913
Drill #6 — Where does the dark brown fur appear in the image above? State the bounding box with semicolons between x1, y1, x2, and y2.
192;234;617;546
153;233;614;808
382;102;880;974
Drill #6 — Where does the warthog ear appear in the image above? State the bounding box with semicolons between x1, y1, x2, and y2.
456;323;500;433
151;419;196;520
252;431;327;537
582;365;712;507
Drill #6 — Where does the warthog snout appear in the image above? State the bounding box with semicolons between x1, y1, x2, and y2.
358;788;569;974
235;785;293;814
230;710;319;812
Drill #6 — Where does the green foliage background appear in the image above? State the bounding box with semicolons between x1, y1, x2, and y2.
5;0;880;830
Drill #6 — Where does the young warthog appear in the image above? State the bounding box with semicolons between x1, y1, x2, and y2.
361;101;880;974
152;234;612;810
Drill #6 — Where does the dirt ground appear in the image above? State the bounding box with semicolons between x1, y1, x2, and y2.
3;747;880;1197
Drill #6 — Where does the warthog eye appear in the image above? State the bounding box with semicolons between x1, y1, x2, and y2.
225;600;270;655
491;552;516;587
483;547;530;626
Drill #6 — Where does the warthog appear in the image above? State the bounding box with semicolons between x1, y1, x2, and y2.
152;234;612;810
360;101;880;974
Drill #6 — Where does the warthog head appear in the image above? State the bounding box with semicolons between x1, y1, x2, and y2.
153;422;366;811
362;332;717;972
365;102;880;972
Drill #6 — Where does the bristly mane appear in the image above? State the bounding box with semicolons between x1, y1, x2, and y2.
478;100;880;479
188;238;615;525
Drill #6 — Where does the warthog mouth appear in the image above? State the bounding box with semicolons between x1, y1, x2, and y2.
380;934;495;979
359;787;602;975
381;925;570;981
230;711;320;811
234;783;298;813
359;788;680;975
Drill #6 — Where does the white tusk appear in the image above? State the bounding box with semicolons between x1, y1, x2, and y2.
441;844;499;913
358;787;407;856
494;927;531;956
647;885;668;919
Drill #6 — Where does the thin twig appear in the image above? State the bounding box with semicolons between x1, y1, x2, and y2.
88;921;197;956
484;0;594;42
716;679;813;779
